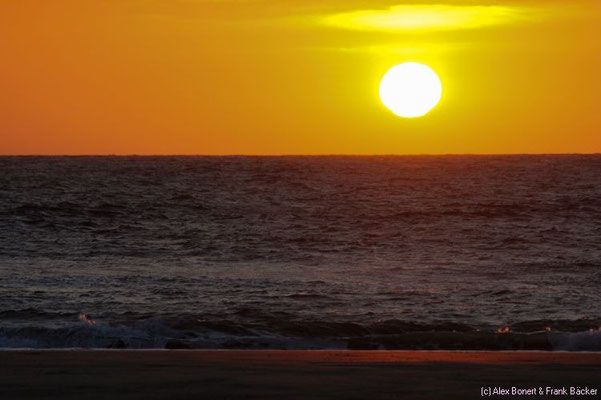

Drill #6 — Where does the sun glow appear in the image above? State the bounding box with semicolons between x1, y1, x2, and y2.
321;4;529;32
379;62;442;118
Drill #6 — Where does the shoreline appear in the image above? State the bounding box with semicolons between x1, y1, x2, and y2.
2;348;601;361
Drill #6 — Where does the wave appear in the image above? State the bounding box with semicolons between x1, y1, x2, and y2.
1;314;600;350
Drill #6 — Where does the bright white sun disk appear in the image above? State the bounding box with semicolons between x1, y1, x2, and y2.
379;62;442;118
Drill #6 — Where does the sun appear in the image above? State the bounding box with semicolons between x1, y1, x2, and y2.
379;62;442;118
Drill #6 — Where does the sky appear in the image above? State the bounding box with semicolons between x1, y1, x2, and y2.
1;0;600;155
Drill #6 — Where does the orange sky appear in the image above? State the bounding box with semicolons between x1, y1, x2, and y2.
1;0;600;155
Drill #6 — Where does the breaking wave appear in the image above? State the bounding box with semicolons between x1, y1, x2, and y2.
1;312;600;350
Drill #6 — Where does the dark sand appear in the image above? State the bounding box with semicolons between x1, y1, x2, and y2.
1;350;600;399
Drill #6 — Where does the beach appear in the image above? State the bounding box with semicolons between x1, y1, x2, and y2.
2;350;600;399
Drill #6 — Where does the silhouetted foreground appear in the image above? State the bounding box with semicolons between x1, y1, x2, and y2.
1;350;600;399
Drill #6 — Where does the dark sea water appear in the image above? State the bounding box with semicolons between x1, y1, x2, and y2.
1;155;600;350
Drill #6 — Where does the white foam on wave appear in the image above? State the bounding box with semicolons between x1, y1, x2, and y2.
549;330;601;351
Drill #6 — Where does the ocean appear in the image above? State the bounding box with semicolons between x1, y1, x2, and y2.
1;155;600;350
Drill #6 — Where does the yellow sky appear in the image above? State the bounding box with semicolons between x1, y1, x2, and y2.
1;0;600;154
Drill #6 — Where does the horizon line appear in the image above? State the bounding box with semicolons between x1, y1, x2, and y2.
1;153;600;157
